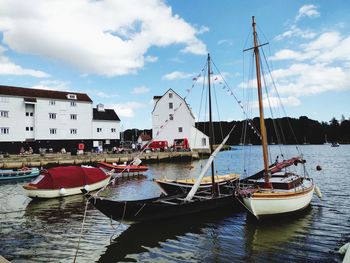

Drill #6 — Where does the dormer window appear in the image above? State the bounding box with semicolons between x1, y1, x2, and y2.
67;94;77;100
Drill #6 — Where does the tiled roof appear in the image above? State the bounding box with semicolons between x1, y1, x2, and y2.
93;108;120;121
139;134;151;141
0;85;92;102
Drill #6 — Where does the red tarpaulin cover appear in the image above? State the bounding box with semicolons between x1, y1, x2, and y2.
270;157;305;174
29;166;107;189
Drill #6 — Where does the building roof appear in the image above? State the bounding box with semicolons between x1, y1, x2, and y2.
153;96;162;100
152;88;195;119
138;134;151;141
93;108;120;121
0;85;92;102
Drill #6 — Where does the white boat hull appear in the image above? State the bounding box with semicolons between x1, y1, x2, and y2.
24;176;111;199
242;183;314;219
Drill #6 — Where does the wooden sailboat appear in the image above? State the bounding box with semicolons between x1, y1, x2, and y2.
237;17;315;219
83;54;238;223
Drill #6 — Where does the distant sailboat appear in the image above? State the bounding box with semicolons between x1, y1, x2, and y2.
237;17;315;219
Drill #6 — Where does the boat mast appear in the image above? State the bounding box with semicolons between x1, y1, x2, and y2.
252;16;270;185
207;53;216;195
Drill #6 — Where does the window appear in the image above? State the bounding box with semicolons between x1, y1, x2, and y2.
49;100;56;105
26;127;29;131
169;102;173;109
70;101;76;107
0;111;9;118
70;114;77;120
169;93;173;98
70;129;77;134
0;127;9;134
97;128;102;133
169;114;173;120
26;112;29;116
178;127;183;132
49;113;57;119
202;138;207;146
49;128;57;134
0;97;9;103
26;127;34;131
111;128;116;133
26;112;34;117
67;94;77;100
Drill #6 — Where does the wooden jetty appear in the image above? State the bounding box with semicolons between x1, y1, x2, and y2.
0;151;201;169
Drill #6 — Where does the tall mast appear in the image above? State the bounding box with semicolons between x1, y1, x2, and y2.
207;53;216;195
252;16;270;185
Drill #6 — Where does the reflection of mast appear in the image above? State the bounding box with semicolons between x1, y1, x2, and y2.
207;53;216;195
252;16;270;185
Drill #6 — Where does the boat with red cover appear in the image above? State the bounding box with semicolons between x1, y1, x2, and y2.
97;161;148;173
23;166;111;198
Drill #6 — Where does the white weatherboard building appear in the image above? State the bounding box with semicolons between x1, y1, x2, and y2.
152;89;209;150
0;85;120;153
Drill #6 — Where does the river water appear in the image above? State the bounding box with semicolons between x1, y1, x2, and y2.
0;145;349;262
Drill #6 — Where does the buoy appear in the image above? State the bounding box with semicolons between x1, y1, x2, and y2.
59;188;66;195
316;165;322;171
315;185;322;199
84;185;90;191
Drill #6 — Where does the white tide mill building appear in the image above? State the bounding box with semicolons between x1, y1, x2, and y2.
152;89;209;150
0;85;120;153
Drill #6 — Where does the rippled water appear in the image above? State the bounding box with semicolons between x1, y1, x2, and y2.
0;145;349;262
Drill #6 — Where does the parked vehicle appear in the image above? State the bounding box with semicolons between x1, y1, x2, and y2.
142;140;168;152
173;138;190;151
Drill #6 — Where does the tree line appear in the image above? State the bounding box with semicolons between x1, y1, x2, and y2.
122;116;350;145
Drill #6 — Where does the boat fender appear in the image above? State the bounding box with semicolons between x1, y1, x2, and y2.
59;188;66;195
84;185;90;192
315;185;322;199
316;165;322;171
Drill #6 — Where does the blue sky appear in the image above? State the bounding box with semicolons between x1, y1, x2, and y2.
0;0;349;129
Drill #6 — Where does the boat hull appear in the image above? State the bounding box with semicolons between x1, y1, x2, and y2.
84;191;238;223
24;176;111;199
155;177;238;195
242;182;314;219
0;168;40;181
98;162;148;173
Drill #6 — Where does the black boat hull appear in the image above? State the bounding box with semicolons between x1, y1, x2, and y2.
84;191;238;223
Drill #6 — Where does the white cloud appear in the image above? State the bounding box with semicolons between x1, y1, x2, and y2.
250;96;301;109
30;80;70;91
87;89;119;98
217;39;233;46
275;25;316;41
131;86;150;94
0;0;207;77
162;71;194;80
295;5;320;21
0;45;49;77
108;102;147;118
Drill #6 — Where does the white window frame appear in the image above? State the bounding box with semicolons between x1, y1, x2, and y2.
178;127;183;132
49;128;57;135
70;114;77;120
169;114;173;120
67;94;77;100
111;128;116;133
0;127;10;134
70;128;77;135
169;93;173;98
49;100;56;106
97;128;102;133
0;111;9;118
169;102;173;109
70;101;77;107
202;138;207;146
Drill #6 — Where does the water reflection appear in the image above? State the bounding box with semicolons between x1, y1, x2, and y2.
99;209;239;262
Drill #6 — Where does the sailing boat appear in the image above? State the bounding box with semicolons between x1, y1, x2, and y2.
237;17;315;219
83;54;238;223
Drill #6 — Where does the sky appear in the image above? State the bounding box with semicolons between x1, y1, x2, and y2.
0;0;349;130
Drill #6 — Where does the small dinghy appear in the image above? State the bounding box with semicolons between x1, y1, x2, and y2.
97;161;148;174
23;166;111;198
0;167;40;181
